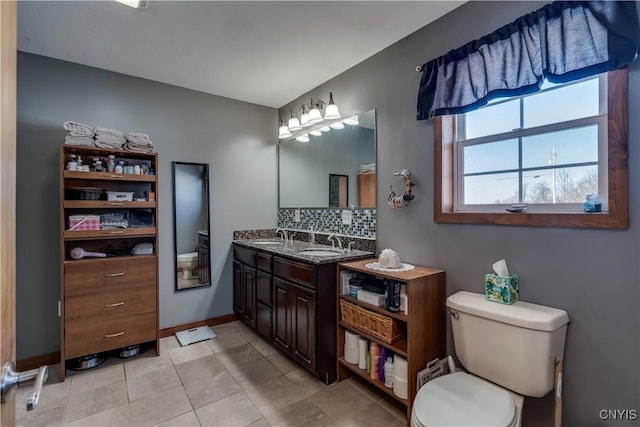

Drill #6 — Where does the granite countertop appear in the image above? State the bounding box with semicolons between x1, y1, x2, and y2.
233;238;374;265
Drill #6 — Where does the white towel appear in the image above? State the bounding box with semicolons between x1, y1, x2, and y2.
96;135;126;145
95;140;124;150
64;136;95;147
95;126;125;138
124;142;154;153
126;132;150;141
63;121;94;137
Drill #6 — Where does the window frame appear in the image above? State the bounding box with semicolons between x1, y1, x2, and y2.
433;68;628;229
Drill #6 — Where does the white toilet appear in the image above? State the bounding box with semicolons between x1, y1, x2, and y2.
177;252;198;279
411;291;569;427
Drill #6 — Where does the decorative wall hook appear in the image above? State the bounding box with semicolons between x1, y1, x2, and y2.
389;170;415;209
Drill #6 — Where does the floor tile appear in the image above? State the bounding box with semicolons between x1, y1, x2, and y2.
270;398;336;427
195;391;262;426
236;327;261;344
225;357;283;389
152;410;201;427
206;331;248;353
128;386;192;426
266;352;297;375
127;362;181;401
285;368;325;396
250;338;277;357
160;336;182;352
332;400;406;427
65;403;132;427
245;418;271;426
243;374;307;417
345;376;387;402
210;322;237;337
168;341;213;365
309;380;375;421
16;406;65;427
15;374;70;423
124;350;173;379
68;363;124;394
379;396;409;422
216;343;264;367
64;379;128;423
175;354;240;409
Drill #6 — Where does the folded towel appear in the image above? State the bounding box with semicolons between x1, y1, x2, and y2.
100;212;128;229
95;140;124;150
127;135;153;145
124;142;155;153
95;126;125;138
64;136;95;147
95;135;126;145
126;132;150;141
63;121;94;137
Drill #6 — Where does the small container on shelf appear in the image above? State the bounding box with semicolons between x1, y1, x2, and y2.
106;191;134;202
107;155;116;173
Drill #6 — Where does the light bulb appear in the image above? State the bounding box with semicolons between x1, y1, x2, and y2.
309;130;322;136
296;134;310;143
329;121;344;130
278;125;292;139
308;107;323;124
288;117;301;131
344;115;359;126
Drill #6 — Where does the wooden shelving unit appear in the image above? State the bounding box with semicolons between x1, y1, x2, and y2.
336;259;446;423
59;145;159;380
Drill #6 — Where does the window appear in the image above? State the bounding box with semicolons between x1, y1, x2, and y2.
434;68;628;228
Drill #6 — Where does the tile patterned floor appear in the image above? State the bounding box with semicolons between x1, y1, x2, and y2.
15;321;407;426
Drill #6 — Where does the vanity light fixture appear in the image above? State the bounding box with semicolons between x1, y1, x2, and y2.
296;134;310;143
287;109;302;131
300;105;311;128
277;92;342;137
324;92;341;120
114;0;148;8
320;126;331;133
329;121;345;130
308;104;323;124
278;119;292;139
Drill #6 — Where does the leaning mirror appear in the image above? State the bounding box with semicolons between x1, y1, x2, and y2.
279;108;376;208
172;162;211;291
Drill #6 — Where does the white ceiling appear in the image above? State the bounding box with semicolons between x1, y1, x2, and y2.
18;1;464;108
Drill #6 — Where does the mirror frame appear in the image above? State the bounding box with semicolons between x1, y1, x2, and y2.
172;161;211;292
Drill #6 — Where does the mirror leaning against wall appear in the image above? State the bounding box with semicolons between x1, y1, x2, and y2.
172;162;211;291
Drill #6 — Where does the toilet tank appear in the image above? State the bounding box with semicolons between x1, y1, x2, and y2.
447;291;569;397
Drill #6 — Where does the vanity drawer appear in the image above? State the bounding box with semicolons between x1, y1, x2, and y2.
257;252;272;273
64;256;156;295
273;257;316;289
234;245;256;268
65;284;156;323
65;312;156;359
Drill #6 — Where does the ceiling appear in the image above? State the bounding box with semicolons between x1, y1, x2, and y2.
18;1;464;108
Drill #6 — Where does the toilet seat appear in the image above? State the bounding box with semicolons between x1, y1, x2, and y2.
412;372;516;427
177;252;198;261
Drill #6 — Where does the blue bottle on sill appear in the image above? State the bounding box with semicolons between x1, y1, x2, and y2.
583;194;602;212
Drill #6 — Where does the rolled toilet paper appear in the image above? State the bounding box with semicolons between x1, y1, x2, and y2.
393;377;408;399
345;345;359;365
345;330;359;349
393;354;408;381
358;338;367;369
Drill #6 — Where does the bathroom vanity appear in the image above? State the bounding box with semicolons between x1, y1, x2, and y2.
233;239;372;384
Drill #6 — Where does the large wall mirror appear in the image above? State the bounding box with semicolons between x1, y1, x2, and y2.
172;162;211;291
279;108;376;208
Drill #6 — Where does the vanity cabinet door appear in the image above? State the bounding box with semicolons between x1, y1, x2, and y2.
290;283;316;373
233;260;244;316
272;277;291;352
243;266;257;328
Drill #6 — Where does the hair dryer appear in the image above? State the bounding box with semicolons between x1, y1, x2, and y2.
70;247;107;260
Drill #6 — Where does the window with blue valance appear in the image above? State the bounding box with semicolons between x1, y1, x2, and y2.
416;1;640;120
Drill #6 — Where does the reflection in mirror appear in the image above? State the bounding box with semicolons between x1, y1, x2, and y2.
279;109;376;208
172;162;211;291
329;174;348;207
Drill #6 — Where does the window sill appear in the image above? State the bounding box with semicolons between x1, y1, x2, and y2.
434;210;626;228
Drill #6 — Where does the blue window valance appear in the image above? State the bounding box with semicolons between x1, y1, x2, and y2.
416;1;640;120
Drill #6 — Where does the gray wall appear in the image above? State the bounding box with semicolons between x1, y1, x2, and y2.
17;52;277;359
280;2;639;426
174;163;207;255
279;126;374;208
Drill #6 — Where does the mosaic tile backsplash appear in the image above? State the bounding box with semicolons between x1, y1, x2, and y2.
278;208;376;239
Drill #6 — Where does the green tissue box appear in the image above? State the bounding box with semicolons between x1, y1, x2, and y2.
484;274;519;305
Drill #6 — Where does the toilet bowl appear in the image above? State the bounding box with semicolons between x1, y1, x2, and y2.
177;252;198;279
411;372;518;427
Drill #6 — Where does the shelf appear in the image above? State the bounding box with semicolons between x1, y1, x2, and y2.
63;227;156;240
64;254;156;264
340;259;444;282
339;321;407;357
62;145;157;159
338;294;408;322
64;200;156;209
338;357;407;405
64;171;156;182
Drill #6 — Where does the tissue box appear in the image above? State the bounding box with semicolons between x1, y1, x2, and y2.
484;274;519;305
357;289;386;306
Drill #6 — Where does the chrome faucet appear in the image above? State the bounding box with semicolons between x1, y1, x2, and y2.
289;232;296;246
276;228;288;244
347;241;356;252
328;234;343;251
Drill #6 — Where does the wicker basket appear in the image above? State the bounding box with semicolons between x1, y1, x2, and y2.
66;186;105;200
340;299;404;344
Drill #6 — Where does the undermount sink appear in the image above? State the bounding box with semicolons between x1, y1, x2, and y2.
297;248;343;256
251;240;283;245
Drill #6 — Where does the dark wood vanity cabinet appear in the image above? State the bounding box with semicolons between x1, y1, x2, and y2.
233;244;337;384
232;256;256;329
197;232;209;285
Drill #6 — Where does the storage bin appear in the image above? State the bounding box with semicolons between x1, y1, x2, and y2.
340;299;404;344
484;273;519;305
66;186;104;200
68;214;101;231
106;191;134;202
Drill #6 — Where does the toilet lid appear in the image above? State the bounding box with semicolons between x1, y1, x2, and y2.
413;372;516;427
177;252;198;260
